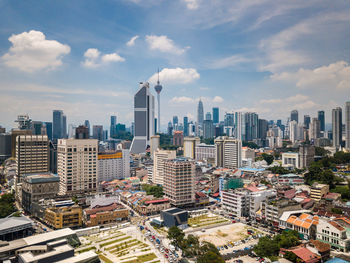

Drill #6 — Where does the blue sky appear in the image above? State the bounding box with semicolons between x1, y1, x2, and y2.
1;0;350;131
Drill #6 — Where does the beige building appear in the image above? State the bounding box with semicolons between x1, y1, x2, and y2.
215;136;242;169
183;137;200;159
21;173;60;213
163;158;195;207
153;149;176;185
45;205;82;229
310;183;329;201
58;139;98;195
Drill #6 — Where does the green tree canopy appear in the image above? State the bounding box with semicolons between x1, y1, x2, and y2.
0;193;16;218
141;184;164;198
262;153;274;165
167;226;185;248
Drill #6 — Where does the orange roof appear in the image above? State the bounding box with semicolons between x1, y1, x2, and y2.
286;214;319;229
299;213;309;220
329;221;345;231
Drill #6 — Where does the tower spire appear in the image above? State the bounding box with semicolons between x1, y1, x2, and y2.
157;68;160;85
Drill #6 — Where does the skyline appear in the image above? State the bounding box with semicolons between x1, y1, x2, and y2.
1;1;350;130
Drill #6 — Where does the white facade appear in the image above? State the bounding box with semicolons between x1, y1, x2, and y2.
183;137;200;159
153;149;176;185
195;143;215;161
150;135;160;158
317;219;350;252
98;149;130;182
215;137;242;169
249;189;276;218
222;189;249;217
282;152;299;169
58;139;98;195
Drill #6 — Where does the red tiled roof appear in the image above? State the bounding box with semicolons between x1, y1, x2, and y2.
144;198;169;204
85;202;125;215
196;192;207;198
329;221;345;231
310;240;331;253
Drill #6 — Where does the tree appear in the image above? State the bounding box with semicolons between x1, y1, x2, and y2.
254;236;280;257
167;226;185;248
0;193;16;218
141;184;164;198
268;166;290;175
262;153;274;165
243;141;259;149
315;147;330;157
197;251;225;263
284;251;301;263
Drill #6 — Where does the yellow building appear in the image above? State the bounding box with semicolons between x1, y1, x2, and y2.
310;183;329;201
45;205;82;229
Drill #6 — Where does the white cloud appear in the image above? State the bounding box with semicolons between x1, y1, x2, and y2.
271;61;350;91
213;96;224;103
1;30;70;72
126;35;139;46
208;55;251;69
145;35;188;55
82;48;125;68
170;96;195;103
149;67;199;84
182;0;199;10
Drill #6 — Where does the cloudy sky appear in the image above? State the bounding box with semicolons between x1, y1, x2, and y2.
1;0;350;131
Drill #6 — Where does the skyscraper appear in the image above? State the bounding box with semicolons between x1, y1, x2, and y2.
15;114;32;130
258;119;268;139
53;110;64;140
332;107;342;148
110;116;117;138
154;70;163;133
224;112;234;127
215;136;242;169
345;102;350;149
62;115;67;139
44;122;53;141
213;107;219;124
244;112;258;141
304;115;311;129
93;125;103;141
318;111;325;132
291;110;299;123
173;116;178;128
183;116;189;136
130;82;155;154
309;118;320;141
203;119;214;139
197;99;204;127
205;112;212;121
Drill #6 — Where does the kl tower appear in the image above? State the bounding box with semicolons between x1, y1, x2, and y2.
154;69;163;133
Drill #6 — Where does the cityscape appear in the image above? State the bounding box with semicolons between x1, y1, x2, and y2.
1;1;350;263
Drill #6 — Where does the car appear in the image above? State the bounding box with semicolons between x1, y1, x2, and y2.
232;220;236;223
217;246;221;250
165;248;169;253
224;245;228;249
165;254;168;258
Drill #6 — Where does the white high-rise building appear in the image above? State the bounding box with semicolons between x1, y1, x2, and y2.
215;136;242;169
150;135;160;158
153;149;176;185
130;82;155;154
58;139;98;195
98;149;130;183
183;137;200;159
309;118;320;141
346;101;350;149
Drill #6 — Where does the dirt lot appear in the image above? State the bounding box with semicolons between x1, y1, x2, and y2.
196;223;254;246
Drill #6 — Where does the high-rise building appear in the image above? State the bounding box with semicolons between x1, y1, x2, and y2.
53;110;64;140
75;125;89;139
84;120;90;135
130;82;155;154
183;116;189;137
163;158;195;207
197;99;204;133
173;131;184;146
110;116;117;138
167;122;173;136
203;120;214;139
153;149;176;185
234;112;244;140
0;133;11;164
150;135;160;157
309;118;320;141
346;102;350;149
62;115;67;139
98;150;130;183
244;112;258;141
154;70;163;134
92;125;103;141
215;136;242;169
213;107;219;124
68;124;76;139
173;116;178;129
318;111;325;132
258;119;268;139
15;114;32;130
32;121;43;135
45;122;53;141
332;107;342;148
304;115;311;129
205;112;212;121
183;137;200;159
224;112;234;127
58;139;98;195
15;135;49;200
299;145;315;169
291;110;298;123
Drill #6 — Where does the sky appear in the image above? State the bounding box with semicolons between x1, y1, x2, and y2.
1;0;350;132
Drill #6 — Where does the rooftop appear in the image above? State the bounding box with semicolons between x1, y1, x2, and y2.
23;173;59;184
0;216;33;232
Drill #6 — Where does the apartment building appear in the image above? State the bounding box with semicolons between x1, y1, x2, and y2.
15;135;49;183
317;219;350;252
183;137;200;159
153;149;176;185
57;139;98;195
221;188;249;217
195;143;215;162
310;183;329;201
249;188;276;218
45;205;82;229
262;199;302;225
21;173;60;213
282;152;299;169
163;158;195;207
215;136;242;169
98;149;130;182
